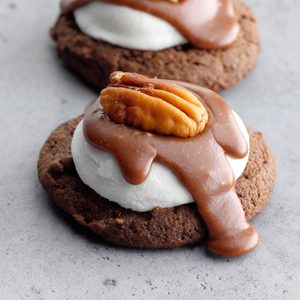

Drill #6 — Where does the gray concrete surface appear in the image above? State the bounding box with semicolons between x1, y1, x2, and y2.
0;0;299;299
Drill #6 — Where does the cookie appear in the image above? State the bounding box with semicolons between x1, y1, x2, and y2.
38;116;275;249
50;0;259;91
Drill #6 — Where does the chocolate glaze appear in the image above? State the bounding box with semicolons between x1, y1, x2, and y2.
83;81;259;256
61;0;240;49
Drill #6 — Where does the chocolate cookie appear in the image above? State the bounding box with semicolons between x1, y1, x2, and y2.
38;117;275;249
50;0;260;92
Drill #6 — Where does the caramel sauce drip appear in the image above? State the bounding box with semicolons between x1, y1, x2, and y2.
61;0;240;49
83;81;259;256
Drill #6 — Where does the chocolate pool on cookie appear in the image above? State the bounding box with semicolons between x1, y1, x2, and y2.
38;72;275;256
51;0;260;91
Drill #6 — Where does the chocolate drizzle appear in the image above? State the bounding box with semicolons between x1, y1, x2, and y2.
83;81;259;256
61;0;240;49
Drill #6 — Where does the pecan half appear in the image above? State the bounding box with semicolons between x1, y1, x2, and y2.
100;72;208;138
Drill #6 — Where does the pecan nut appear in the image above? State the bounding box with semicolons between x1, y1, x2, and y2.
100;72;208;138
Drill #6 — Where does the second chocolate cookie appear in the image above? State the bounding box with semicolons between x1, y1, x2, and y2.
51;0;260;91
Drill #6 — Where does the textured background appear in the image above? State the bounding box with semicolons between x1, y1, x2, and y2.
0;0;299;299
